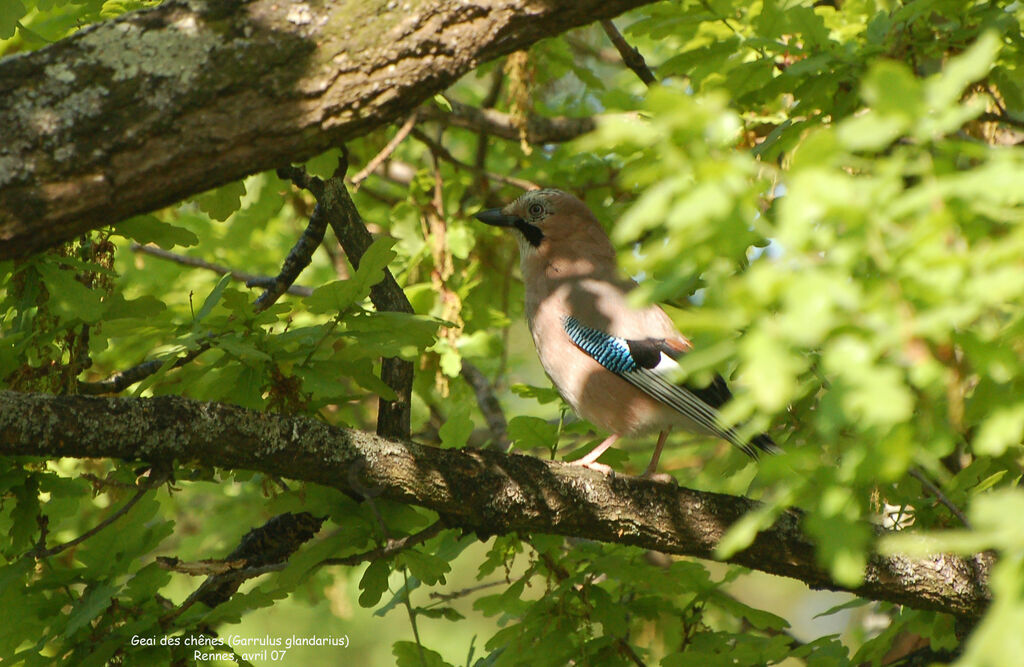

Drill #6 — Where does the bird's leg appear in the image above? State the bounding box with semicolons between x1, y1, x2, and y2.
642;429;671;478
571;433;619;474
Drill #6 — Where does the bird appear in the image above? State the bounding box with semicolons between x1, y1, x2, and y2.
475;188;779;476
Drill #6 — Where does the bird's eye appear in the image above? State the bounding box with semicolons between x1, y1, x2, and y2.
528;203;545;218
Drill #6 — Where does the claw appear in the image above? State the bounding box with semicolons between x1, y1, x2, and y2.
640;469;676;484
570;458;614;475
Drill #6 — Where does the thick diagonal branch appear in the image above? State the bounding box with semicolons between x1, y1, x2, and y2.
0;0;659;260
0;390;992;620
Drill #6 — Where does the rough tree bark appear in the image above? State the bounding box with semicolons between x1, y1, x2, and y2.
0;390;992;620
0;0;656;260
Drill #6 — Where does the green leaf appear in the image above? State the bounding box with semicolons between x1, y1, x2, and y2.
437;344;462;378
711;591;790;630
507;416;558;450
432;94;452;112
122;564;172;605
9;475;39;556
509;383;561;405
0;559;36;657
342;359;397;400
392;641;451;667
304;149;342;179
805;515;870;587
862;61;922;119
813;597;870;619
358;559;391;608
305;237;397;314
344;312;442;358
396;549;451;585
424;606;465;622
837;110;907;151
114;215;199;249
64;583;119;637
101;294;167;321
446;222;472;259
715;503;781;559
194;273;233;325
0;1;26;40
740;329;803;412
193;180;246;221
971;470;1008;495
75;494;172;578
216;336;271;361
35;261;105;323
927;31;1001;111
439;404;474;449
974;404;1024;456
473;577;527;617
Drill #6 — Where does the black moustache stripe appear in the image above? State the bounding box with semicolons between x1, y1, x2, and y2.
514;219;544;247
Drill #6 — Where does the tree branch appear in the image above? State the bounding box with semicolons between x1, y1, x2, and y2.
410;127;540;191
33;470;164;559
461;359;511;452
317;520;445;568
192;511;325;608
278;162;415;440
350;111;419;189
0;0;660;260
600;19;656;86
131;244;314;297
0;390;993;620
420;100;601;144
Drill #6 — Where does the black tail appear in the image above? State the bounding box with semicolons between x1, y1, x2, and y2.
688;375;782;459
749;432;782;458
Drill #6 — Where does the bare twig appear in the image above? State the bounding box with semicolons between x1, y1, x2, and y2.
908;467;972;529
429;580;504;602
474;69;506;195
131;244;313;297
77;352;205;395
600;20;656;86
461;360;511;452
251;195;328;310
350;111;419;188
317;521;446;568
158;511;325;625
978;111;1024;131
157;557;249;576
159;561;288;625
419;100;601;144
33;472;164;559
410;128;541;191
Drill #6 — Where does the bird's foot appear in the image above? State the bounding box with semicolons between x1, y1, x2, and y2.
569;434;619;475
640;467;676;485
569;459;614;475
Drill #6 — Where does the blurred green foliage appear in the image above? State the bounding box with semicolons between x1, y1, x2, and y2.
2;0;1024;664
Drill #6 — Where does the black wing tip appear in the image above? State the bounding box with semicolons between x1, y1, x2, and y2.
733;432;782;459
751;433;783;457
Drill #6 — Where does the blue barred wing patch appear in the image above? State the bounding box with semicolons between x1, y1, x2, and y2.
562;316;637;374
561;315;771;459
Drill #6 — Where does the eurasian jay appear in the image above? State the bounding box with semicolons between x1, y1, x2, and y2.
475;188;778;476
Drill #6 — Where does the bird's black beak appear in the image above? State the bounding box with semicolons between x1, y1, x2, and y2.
474;208;520;228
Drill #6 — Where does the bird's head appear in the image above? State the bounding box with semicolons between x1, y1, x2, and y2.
474;189;616;273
